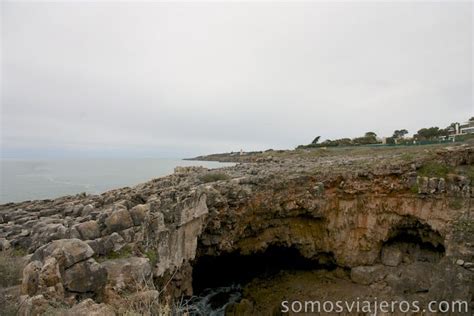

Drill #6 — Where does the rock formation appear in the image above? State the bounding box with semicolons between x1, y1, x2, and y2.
0;144;473;314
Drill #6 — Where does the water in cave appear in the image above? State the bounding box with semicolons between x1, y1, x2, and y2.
189;246;336;315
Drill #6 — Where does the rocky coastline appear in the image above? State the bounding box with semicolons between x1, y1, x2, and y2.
0;143;473;315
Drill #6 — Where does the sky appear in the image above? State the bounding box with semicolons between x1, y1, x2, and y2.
1;1;473;158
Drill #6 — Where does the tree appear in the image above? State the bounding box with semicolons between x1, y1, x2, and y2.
365;132;377;138
392;129;408;139
414;127;446;140
311;136;321;144
469;117;474;122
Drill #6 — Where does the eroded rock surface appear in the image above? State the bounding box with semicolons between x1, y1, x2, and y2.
1;144;473;314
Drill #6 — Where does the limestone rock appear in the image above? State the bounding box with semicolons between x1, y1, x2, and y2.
381;244;403;267
63;258;107;293
66;298;115;316
129;204;149;225
74;220;101;240
105;209;133;233
0;237;11;250
81;204;95;217
17;294;49;316
21;260;42;296
39;257;62;288
32;238;94;268
350;265;388;285
387;262;433;294
102;257;151;291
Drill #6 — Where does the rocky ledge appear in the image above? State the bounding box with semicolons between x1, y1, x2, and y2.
0;144;473;315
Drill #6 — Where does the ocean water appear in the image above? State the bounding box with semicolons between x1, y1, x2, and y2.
0;158;233;204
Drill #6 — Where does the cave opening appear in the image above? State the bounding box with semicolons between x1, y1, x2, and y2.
382;219;445;264
192;245;336;294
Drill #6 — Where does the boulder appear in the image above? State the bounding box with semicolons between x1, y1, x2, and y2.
105;209;133;233
86;232;125;256
21;260;42;296
32;239;94;268
0;238;10;250
381;244;403;267
129;204;149;225
81;204;95;217
39;257;62;287
74;220;101;240
417;176;429;194
63;258;107;293
66;298;115;316
101;257;151;291
350;265;388;285
429;258;474;303
17;294;49;316
428;177;438;193
387;262;433;294
103;232;126;253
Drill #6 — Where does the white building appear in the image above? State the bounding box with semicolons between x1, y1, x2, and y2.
448;119;474;140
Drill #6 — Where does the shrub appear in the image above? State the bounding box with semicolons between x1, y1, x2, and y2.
112;270;193;316
417;162;453;178
97;245;133;261
144;250;158;266
0;249;26;288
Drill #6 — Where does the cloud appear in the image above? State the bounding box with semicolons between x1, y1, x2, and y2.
1;1;472;158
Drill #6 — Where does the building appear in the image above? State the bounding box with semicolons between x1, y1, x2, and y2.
448;118;474;140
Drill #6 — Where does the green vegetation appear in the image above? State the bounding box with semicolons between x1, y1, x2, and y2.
453;219;474;235
199;172;230;183
0;249;25;288
144;249;158;266
454;133;474;142
99;245;133;261
400;153;415;161
297;117;473;150
414;127;448;140
448;198;464;210
410;184;419;194
10;248;27;257
417;162;453;178
393;129;408;139
311;136;321;144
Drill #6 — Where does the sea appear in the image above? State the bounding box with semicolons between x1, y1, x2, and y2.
0;158;234;204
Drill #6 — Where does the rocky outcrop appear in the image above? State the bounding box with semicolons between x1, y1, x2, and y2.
19;238;107;313
1;144;473;314
65;298;115;316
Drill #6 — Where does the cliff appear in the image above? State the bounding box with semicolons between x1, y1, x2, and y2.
0;143;473;315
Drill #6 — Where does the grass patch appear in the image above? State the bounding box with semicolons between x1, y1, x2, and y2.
144;250;158;266
97;245;133;261
400;153;415;161
453;219;474;235
199;172;230;183
417;161;453;178
10;248;27;257
410;184;419;194
0;249;26;288
448;198;464;210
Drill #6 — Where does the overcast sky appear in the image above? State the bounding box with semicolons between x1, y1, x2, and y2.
1;1;472;158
